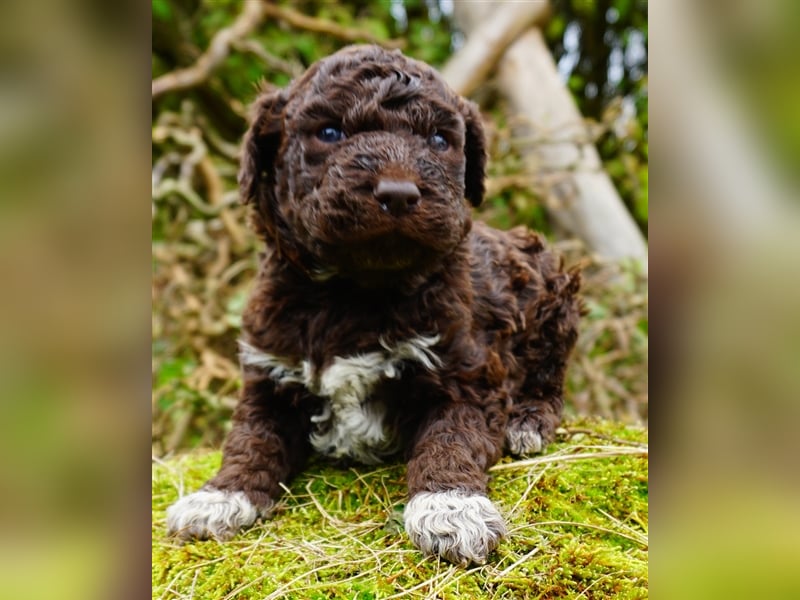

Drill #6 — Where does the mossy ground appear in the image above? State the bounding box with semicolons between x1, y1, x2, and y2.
153;419;647;599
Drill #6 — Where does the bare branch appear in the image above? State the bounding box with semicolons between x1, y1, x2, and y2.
231;38;304;77
440;2;549;97
261;3;405;49
152;1;266;99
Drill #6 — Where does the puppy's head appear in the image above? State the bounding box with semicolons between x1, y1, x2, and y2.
239;45;486;285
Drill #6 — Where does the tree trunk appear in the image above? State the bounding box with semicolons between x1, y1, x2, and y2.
446;3;648;267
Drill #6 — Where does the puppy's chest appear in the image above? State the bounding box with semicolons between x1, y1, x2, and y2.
239;335;441;464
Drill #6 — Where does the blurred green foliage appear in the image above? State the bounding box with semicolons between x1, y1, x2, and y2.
692;0;800;188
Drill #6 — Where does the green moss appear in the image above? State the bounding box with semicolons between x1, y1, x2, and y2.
153;419;647;599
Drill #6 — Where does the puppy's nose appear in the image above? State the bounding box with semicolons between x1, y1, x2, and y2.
374;179;420;215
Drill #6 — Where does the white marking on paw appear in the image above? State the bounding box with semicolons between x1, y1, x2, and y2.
238;335;441;464
166;489;268;541
404;490;507;566
505;424;543;455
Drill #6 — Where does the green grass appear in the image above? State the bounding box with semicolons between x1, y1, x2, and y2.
153;419;647;599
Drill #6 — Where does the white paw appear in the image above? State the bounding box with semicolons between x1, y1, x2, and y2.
506;425;543;455
404;490;506;566
166;489;267;541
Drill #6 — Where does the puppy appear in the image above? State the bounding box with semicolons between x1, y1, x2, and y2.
167;45;581;566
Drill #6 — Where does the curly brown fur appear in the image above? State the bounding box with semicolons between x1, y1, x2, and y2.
167;45;582;566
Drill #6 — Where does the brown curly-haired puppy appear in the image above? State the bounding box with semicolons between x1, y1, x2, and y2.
167;45;582;566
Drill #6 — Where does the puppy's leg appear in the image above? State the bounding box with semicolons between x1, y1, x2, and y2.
167;379;309;541
507;270;581;455
404;401;506;566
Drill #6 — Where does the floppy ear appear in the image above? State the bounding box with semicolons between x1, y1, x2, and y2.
460;99;487;207
238;88;289;237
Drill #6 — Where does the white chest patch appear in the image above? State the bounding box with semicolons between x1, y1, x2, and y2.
238;335;441;464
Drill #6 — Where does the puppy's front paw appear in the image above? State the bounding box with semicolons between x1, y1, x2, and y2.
404;490;506;566
166;488;267;541
506;405;558;455
505;423;544;455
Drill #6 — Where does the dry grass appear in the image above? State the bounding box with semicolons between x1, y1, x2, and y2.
153;419;647;599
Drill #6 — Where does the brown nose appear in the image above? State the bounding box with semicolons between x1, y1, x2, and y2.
374;179;420;215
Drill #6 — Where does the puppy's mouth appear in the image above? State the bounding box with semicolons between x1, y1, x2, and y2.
296;185;469;283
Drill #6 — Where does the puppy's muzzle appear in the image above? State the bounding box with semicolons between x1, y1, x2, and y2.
375;179;420;216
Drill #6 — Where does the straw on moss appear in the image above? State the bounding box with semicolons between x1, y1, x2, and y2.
153;418;647;599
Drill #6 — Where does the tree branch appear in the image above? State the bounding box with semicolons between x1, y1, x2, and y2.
261;3;405;49
447;2;648;266
440;2;549;97
152;1;266;99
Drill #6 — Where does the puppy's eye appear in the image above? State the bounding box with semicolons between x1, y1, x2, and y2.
317;126;345;143
428;132;449;151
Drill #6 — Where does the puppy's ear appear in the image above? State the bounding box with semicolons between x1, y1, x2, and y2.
238;88;289;210
460;99;487;207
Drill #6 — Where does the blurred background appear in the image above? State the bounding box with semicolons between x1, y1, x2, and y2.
0;0;797;598
151;0;649;457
